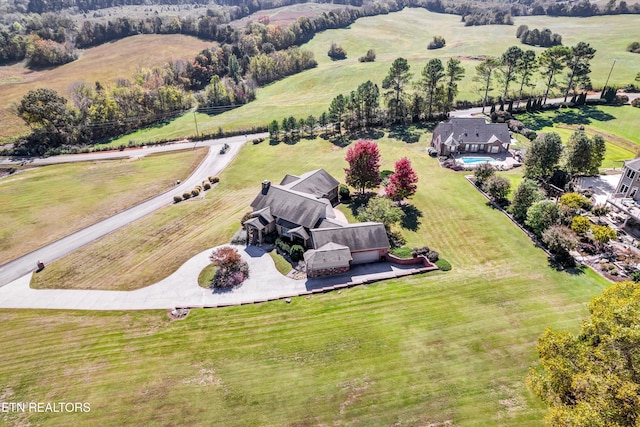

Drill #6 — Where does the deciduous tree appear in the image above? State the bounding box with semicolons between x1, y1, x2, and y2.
524;133;564;179
510;179;544;223
526;200;560;236
357;196;403;229
385;157;419;201
344;139;381;193
528;281;640;426
485;175;511;202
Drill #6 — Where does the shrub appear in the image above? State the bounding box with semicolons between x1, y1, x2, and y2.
525;130;538;141
209;246;250;289
427;35;446;50
592;204;610;216
328;42;347;60
426;250;439;262
631;270;640;282
435;258;452;271
191;189;200;197
571;216;591;234
411;246;430;257
614;95;629;105
183;192;192;199
632;98;640;108
358;49;376;62
339;184;350;201
240;211;252;225
173;195;182;203
474;162;495;187
209;176;220;184
290;245;304;262
203;182;211;190
427;147;438;157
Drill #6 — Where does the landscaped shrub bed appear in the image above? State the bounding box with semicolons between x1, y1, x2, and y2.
435;258;452;271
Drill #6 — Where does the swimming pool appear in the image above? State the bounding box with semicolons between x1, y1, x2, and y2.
459;156;497;165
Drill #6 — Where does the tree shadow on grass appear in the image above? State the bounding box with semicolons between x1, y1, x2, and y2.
346;193;375;218
349;128;385;140
547;258;585;275
323;133;350;148
552;106;615;126
519;113;554;131
400;204;423;231
388;125;420;143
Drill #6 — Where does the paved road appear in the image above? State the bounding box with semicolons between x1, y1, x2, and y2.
0;133;267;287
450;92;640;118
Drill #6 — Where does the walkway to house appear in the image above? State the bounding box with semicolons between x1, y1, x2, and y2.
0;245;436;311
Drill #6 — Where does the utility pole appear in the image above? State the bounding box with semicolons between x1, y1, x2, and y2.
602;58;617;96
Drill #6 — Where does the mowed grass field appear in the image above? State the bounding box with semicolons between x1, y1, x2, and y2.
0;148;207;264
107;9;640;145
0;34;212;143
4;133;610;425
518;105;640;168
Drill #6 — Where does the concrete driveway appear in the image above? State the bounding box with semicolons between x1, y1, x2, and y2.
0;245;435;310
0;133;267;287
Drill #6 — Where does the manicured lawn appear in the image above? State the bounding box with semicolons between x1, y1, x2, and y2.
0;34;212;143
106;10;640;145
269;250;293;275
390;246;413;258
2;128;610;424
0;148;207;263
518;105;639;169
198;264;217;288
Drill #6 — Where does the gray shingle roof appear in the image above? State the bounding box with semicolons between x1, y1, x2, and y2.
433;118;511;146
625;158;640;171
311;222;390;252
281;169;340;198
251;185;333;229
303;242;352;269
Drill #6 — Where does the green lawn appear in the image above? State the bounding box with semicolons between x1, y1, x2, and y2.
106;10;640;145
198;264;217;288
14;130;612;425
269;250;293;275
518;105;639;169
0;148;207;263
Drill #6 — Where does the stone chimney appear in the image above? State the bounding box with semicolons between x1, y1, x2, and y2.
261;180;271;195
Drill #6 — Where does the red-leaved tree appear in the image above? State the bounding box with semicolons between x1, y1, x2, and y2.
385;157;418;201
344;139;381;194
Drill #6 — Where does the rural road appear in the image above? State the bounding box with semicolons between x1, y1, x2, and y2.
0;133;267;287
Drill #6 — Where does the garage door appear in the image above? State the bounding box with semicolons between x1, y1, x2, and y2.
351;250;380;265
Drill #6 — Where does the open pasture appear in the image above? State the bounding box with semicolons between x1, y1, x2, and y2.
5;131;611;425
0;148;207;264
106;9;640;145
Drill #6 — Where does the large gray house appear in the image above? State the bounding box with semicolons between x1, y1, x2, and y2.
243;169;390;277
614;158;640;200
431;118;513;156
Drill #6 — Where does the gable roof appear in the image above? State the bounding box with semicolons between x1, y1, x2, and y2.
624;158;640;172
311;222;390;252
250;185;334;229
280;169;340;198
303;242;352;268
433;118;511;146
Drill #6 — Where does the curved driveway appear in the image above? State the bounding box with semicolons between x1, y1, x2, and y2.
0;133;267;287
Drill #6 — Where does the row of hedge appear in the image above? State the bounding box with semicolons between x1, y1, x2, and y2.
275;238;305;262
173;176;219;203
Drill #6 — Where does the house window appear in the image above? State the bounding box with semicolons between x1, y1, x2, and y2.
620;184;629;195
280;227;291;238
490;146;499;154
470;144;478;152
464;144;469;152
631;187;638;199
626;168;636;180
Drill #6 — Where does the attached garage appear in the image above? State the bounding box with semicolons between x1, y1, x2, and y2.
351;250;382;265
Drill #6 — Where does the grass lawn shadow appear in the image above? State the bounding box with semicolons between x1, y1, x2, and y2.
346;193;375;218
401;204;423;231
547;258;586;275
553;106;616;126
388;125;420;143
